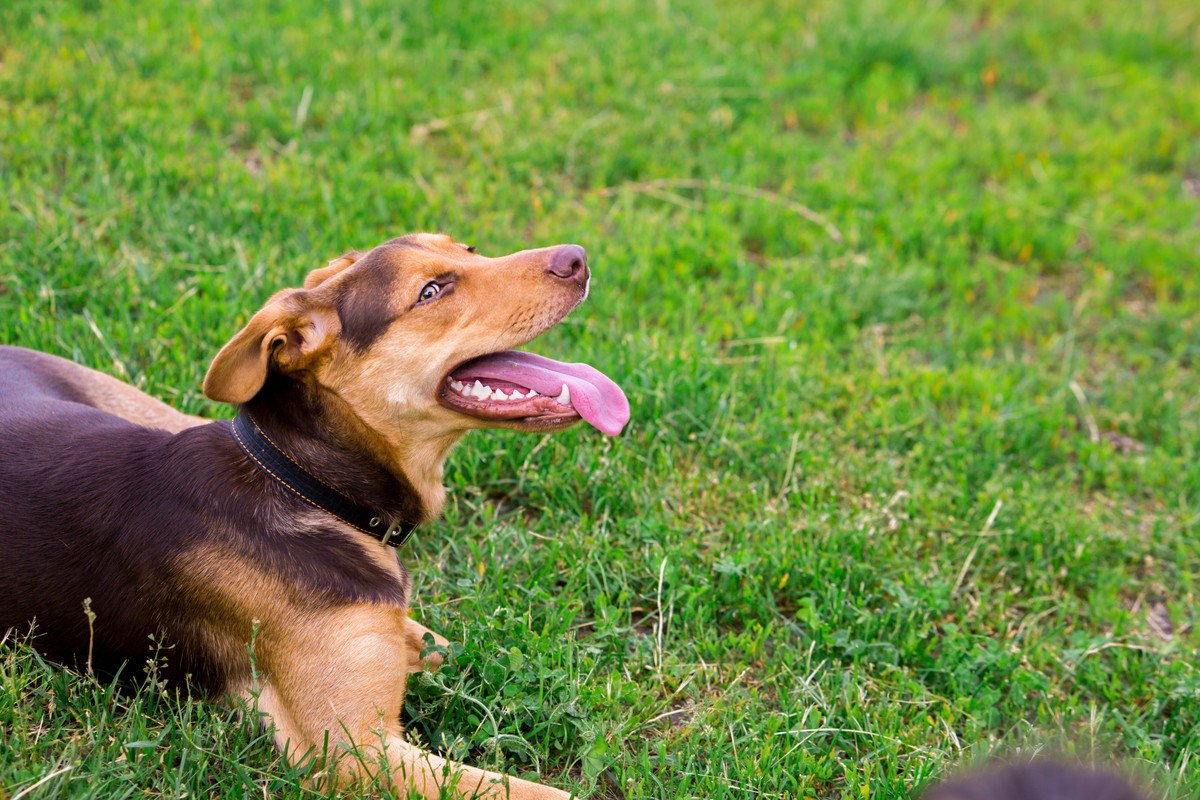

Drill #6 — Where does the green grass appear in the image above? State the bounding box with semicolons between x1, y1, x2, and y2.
1;0;1198;797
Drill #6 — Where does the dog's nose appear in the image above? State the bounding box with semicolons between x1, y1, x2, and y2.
547;244;587;280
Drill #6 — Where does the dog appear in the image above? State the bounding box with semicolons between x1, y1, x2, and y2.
0;233;630;799
923;760;1148;800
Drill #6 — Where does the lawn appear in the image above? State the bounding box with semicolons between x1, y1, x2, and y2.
1;0;1198;797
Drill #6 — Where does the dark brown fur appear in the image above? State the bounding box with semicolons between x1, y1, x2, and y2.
244;370;426;525
334;242;408;351
0;346;407;692
0;234;588;799
924;761;1148;800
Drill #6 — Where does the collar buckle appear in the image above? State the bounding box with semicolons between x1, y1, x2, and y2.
380;520;406;546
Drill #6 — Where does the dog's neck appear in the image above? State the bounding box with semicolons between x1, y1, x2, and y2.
243;372;438;526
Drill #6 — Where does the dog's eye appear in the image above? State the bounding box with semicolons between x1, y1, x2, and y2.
465;245;476;253
418;282;442;302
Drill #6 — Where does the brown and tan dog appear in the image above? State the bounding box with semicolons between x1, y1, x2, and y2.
0;234;630;799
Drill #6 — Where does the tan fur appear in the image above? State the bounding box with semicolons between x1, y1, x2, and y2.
302;250;365;289
203;292;342;405
191;234;586;798
205;233;587;518
184;533;565;799
403;616;449;673
322;235;587;518
242;606;565;799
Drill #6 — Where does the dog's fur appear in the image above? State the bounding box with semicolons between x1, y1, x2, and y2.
924;761;1147;800
0;234;592;799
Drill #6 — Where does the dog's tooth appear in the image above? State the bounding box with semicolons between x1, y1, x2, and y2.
450;379;465;392
470;380;486;399
555;384;570;405
493;389;509;401
525;389;538;399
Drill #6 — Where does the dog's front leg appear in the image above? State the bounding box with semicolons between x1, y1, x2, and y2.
251;604;570;800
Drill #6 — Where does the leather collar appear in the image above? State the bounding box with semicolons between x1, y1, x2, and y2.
230;411;416;548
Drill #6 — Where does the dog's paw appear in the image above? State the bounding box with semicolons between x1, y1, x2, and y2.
404;618;450;673
410;646;444;673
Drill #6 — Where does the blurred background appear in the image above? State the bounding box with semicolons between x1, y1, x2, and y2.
1;1;1197;797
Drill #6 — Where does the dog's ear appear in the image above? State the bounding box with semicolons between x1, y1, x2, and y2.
303;250;364;289
203;290;341;404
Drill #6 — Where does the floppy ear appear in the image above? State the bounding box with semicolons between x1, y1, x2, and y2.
203;290;341;404
303;250;364;289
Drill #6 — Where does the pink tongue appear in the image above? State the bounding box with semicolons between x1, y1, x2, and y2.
451;351;630;436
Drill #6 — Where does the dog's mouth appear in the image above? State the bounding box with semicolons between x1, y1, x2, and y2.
437;351;630;436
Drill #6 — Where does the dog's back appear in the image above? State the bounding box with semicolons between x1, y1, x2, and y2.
0;347;203;677
0;346;409;692
0;346;202;432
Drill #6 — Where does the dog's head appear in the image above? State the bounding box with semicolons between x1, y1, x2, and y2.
203;234;629;463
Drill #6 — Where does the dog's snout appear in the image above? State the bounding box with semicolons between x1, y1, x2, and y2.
546;245;587;280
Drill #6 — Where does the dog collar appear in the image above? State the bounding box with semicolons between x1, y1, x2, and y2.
230;411;416;548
